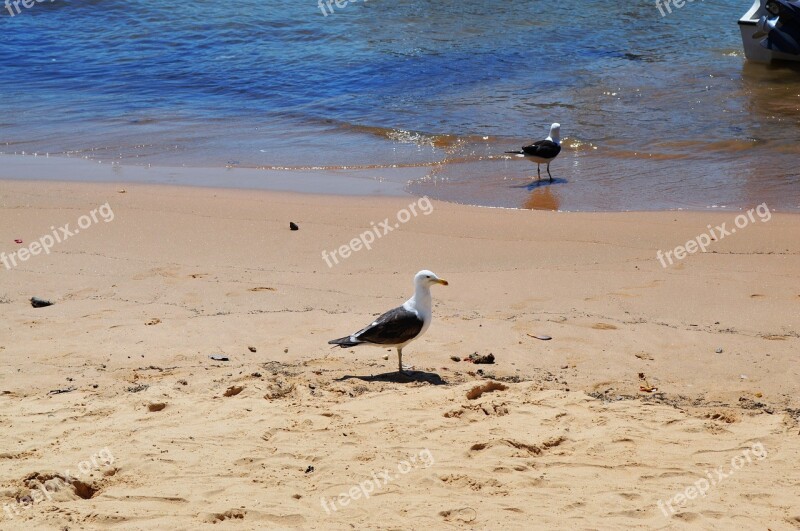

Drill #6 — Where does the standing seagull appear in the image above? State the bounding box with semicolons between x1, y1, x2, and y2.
505;123;561;182
328;270;448;375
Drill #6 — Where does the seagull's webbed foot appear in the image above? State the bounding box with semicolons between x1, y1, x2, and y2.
399;364;416;375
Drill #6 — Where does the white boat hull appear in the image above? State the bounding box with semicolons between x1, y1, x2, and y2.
740;0;800;62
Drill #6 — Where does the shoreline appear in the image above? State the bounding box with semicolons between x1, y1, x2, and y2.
3;154;800;213
0;154;413;200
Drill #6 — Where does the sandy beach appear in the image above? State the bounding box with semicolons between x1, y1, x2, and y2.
0;180;798;529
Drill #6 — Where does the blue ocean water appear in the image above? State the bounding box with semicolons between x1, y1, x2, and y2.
1;0;799;210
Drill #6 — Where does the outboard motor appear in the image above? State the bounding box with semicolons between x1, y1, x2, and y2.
755;0;800;55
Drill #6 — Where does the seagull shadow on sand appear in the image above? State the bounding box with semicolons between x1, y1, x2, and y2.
335;369;446;385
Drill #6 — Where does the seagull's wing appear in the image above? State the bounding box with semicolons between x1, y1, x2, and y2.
352;306;424;345
521;140;561;159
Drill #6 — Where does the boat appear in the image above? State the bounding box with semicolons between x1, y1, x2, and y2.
740;0;800;62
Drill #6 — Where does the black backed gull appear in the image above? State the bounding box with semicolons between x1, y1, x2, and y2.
506;123;562;182
328;270;448;374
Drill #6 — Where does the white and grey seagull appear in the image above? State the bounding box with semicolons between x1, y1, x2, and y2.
505;122;562;182
328;270;448;375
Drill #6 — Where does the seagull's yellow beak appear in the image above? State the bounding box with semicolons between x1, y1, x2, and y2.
436;279;449;286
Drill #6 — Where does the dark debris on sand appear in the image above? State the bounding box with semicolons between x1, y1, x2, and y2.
466;352;495;364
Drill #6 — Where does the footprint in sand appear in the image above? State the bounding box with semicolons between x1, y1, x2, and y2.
203;510;245;523
223;385;244;397
704;411;737;423
592;323;617;330
132;267;182;280
264;379;295;400
469;436;566;457
439;507;477;523
440;474;504;492
466;381;508;400
24;472;99;501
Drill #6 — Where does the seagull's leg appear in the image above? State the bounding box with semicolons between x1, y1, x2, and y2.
537;164;541;181
397;347;414;374
547;162;553;182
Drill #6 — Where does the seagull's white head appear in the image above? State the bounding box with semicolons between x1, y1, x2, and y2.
414;270;448;288
548;123;561;144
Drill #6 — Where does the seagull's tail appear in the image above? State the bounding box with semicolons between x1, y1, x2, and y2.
504;150;524;155
328;336;361;348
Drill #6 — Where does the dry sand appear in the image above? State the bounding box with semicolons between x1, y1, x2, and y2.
0;180;798;530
